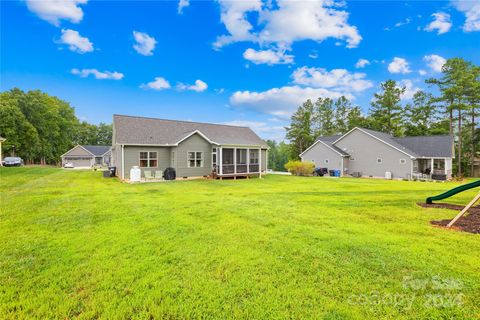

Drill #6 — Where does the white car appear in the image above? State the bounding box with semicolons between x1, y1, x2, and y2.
63;162;74;168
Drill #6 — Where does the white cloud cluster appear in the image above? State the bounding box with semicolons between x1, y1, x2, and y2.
243;48;294;65
222;120;286;141
424;12;452;34
388;57;411;74
214;0;361;50
133;31;157;56
71;68;124;80
394;17;412;28
177;80;208;92
398;79;421;100
230;65;373;117
141;77;171;90
178;0;190;14
451;0;480;32
59;29;93;53
292;67;373;92
355;58;370;68
230;86;349;117
423;54;446;72
26;0;87;26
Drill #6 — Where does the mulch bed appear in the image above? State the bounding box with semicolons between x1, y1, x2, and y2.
417;202;480;234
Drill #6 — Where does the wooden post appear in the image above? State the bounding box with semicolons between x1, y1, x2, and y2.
219;147;223;176
234;147;237;175
447;192;480;228
259;148;262;178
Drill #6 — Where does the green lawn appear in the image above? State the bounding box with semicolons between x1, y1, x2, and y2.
1;168;479;319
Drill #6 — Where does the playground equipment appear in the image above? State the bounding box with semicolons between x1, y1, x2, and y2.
446;192;480;228
425;179;480;228
426;180;480;204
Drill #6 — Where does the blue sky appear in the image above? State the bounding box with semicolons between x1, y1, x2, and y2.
1;0;479;141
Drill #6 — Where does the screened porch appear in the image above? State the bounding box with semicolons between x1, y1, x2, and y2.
213;147;262;176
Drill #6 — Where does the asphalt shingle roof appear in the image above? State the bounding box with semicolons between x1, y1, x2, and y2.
82;145;111;156
313;128;454;158
113;115;268;147
316;135;350;156
393;135;454;158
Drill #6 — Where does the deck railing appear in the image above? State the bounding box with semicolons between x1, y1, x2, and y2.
220;163;260;175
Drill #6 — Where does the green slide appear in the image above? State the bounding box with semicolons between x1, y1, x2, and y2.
426;180;480;204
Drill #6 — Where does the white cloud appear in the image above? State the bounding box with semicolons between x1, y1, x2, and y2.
214;0;361;49
71;68;124;80
291;67;374;92
243;47;294;65
398;79;421;100
388;57;411;74
355;58;370;68
178;0;190;14
141;77;171;90
424;12;452;34
230;85;352;118
59;29;93;53
26;0;87;26
177;79;208;92
394;17;412;27
222;120;286;141
423;54;447;72
451;0;480;32
133;31;157;56
419;69;428;76
308;51;319;59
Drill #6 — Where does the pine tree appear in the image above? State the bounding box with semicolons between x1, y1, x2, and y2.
285;99;315;159
313;97;335;136
404;91;438;136
334;96;351;134
369;80;405;136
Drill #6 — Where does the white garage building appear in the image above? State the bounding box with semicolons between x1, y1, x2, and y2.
61;145;111;168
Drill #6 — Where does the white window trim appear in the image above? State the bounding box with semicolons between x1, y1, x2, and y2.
212;148;217;169
139;151;158;168
187;151;204;168
376;158;383;164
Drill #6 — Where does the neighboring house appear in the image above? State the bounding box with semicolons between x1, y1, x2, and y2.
111;114;268;180
61;145;112;168
300;127;454;180
0;136;5;166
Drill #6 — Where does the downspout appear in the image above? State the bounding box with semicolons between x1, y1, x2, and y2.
121;144;125;180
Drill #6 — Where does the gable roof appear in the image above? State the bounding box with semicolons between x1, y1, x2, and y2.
113;114;268;147
300;135;350;157
83;145;111;156
356;128;419;158
333;127;453;158
393;135;453;158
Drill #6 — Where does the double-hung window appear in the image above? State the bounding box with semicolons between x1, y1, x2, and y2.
188;152;203;168
140;151;157;167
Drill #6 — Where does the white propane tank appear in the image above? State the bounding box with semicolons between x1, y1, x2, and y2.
385;171;392;180
130;166;141;182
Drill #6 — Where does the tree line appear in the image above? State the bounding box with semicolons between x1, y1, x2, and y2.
282;57;479;176
0;88;112;164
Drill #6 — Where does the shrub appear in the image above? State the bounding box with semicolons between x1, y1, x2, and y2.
284;160;315;176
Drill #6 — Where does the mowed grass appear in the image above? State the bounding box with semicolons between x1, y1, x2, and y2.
0;168;479;319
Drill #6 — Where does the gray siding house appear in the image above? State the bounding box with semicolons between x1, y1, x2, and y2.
111;115;268;180
61;145;111;168
300;127;454;180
